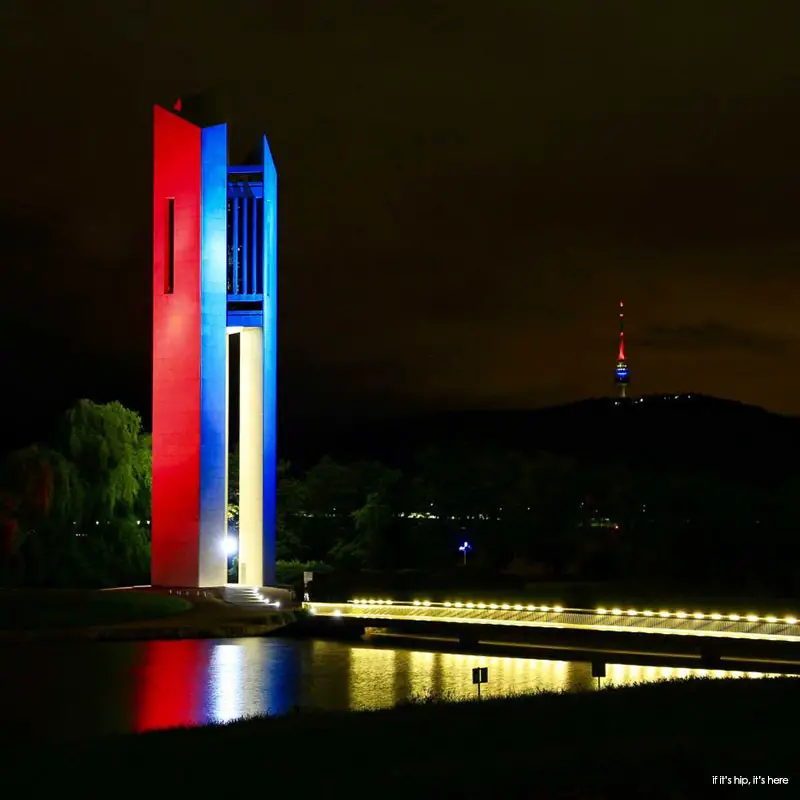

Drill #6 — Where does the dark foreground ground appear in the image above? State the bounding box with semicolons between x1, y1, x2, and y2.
4;677;797;798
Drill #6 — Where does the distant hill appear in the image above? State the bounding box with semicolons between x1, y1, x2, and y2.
287;394;800;476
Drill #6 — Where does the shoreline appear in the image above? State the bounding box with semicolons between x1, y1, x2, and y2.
0;613;298;643
0;593;300;643
4;677;798;795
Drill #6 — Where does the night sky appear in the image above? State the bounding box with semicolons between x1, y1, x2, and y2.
3;1;800;450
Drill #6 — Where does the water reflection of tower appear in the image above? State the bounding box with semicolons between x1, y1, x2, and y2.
615;300;630;398
134;640;206;732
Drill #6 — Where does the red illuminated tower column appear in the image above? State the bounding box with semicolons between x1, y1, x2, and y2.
152;106;228;587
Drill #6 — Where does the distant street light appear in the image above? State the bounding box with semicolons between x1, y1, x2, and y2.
459;540;472;565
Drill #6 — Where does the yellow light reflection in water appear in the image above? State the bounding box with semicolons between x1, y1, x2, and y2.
343;640;793;708
346;646;575;706
601;662;785;690
347;647;397;709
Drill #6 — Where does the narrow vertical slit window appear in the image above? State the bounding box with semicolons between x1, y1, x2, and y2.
165;198;175;294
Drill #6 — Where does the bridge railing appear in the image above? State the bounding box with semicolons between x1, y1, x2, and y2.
302;599;800;642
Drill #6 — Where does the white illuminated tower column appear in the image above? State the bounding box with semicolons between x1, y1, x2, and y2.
239;327;264;585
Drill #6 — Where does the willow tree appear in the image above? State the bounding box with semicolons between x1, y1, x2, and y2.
59;399;149;525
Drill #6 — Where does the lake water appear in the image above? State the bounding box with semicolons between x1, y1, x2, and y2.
0;636;783;741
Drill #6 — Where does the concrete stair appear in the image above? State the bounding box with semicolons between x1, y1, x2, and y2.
222;585;279;608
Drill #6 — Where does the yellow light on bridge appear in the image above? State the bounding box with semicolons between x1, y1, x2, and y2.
335;597;800;646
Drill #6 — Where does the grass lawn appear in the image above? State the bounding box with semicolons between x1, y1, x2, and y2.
381;582;800;617
3;677;798;796
0;589;192;631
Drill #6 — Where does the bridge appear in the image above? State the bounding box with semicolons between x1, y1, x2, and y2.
306;598;800;640
303;598;800;672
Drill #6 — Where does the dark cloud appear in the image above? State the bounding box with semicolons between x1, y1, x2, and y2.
639;322;796;356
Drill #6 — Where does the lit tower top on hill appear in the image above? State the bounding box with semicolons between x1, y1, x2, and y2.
615;300;630;398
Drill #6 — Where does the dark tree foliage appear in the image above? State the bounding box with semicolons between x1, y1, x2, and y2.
274;448;800;595
0;401;151;587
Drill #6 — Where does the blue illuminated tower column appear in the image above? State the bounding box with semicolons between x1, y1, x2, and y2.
261;135;278;586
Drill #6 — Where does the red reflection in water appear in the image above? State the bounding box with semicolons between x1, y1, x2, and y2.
134;640;207;732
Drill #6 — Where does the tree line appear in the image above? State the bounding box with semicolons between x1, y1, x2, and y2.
2;400;800;593
266;449;800;594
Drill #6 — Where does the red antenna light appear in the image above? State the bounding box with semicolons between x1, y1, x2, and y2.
618;300;626;360
174;98;182;112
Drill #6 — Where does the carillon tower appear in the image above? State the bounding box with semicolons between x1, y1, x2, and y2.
152;100;278;587
615;301;630;398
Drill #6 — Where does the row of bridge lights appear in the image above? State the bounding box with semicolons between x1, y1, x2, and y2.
595;608;798;625
347;598;798;624
439;601;565;612
350;599;565;612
